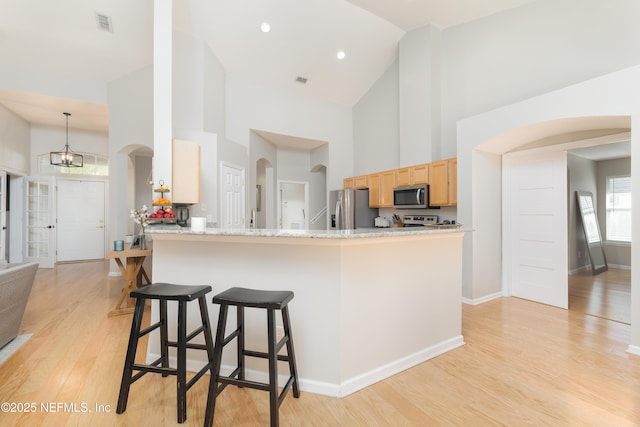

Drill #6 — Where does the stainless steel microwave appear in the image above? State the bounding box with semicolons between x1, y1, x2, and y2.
393;185;438;209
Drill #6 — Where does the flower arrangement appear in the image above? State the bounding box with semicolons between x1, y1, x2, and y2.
130;205;151;233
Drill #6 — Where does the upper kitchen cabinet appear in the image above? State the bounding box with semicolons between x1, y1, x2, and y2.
395;167;411;187
379;170;395;208
429;158;457;206
344;175;369;189
344;177;355;189
368;171;394;208
368;173;380;207
172;139;201;204
448;158;457;205
395;164;429;187
411;163;429;185
354;175;369;189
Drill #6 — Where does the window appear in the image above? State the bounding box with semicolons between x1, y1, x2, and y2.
606;175;631;243
38;153;109;176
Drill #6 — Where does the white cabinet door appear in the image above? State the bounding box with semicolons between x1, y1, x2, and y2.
503;151;568;309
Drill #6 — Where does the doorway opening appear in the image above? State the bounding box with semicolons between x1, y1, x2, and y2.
501;127;631;324
278;181;309;229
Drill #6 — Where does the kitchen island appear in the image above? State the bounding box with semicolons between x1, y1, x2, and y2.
147;226;468;397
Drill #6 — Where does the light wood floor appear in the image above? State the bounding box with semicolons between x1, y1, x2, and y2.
569;268;631;324
1;261;639;426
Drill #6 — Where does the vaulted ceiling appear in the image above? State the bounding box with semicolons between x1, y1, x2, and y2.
0;0;538;132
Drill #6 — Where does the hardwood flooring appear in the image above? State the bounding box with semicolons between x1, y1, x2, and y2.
569;268;631;324
1;261;639;426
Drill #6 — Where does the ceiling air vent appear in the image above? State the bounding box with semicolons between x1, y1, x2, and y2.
95;13;114;33
295;76;308;84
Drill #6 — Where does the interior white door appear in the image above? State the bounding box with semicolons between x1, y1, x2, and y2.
503;150;568;309
56;180;105;261
221;163;244;228
24;176;55;268
0;171;6;261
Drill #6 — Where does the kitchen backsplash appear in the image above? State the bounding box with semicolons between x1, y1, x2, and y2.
378;206;457;225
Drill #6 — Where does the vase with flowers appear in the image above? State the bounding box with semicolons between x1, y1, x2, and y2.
130;205;151;250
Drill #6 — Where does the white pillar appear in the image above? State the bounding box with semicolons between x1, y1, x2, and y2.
154;0;173;189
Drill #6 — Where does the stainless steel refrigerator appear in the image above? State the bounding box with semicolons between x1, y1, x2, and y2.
329;189;377;230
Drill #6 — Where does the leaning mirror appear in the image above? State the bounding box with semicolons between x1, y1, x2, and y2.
575;191;608;275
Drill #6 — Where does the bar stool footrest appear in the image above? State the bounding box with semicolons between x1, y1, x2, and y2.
244;349;291;363
218;376;271;392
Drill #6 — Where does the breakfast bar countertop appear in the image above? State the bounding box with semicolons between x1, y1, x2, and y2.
147;224;470;239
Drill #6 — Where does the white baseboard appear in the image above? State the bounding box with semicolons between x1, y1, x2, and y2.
146;335;465;398
569;265;590;275
462;291;503;306
108;272;122;277
627;345;640;357
337;335;465;397
608;264;631;271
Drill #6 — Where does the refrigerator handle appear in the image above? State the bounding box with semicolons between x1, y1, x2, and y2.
335;201;341;229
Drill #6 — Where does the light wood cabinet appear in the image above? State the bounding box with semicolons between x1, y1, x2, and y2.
429;158;457;206
395;168;411;187
344;175;369;189
344;177;355;189
411;163;429;184
341;159;454;207
368;173;381;207
354;175;369;189
172;139;201;204
380;170;395;207
448;158;457;205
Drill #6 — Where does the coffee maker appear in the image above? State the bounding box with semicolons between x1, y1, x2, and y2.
175;205;190;227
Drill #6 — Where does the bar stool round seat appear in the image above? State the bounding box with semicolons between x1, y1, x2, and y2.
116;282;215;424
205;287;300;427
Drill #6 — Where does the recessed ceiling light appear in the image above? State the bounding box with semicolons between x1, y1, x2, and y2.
260;22;271;33
337;51;346;60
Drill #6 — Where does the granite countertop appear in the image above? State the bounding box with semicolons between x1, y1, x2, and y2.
147;224;469;239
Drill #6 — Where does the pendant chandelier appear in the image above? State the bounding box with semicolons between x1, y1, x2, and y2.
50;112;84;168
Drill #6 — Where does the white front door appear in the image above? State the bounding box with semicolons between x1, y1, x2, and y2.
0;171;6;261
56;180;105;261
221;163;244;228
503;150;568;309
24;176;55;268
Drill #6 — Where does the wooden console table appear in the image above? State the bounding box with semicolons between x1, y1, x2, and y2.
105;244;152;317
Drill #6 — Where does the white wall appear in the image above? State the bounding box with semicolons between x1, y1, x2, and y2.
30;124;109;174
353;0;640;165
225;73;353;192
352;60;399;175
107;65;154;253
399;24;440;165
441;0;640;158
0;105;30;175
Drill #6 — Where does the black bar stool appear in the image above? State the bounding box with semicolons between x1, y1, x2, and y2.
116;283;215;424
205;287;300;427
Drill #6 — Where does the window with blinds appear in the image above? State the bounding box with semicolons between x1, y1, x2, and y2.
606;175;631;243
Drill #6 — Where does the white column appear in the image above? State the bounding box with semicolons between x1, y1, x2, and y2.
153;0;173;189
